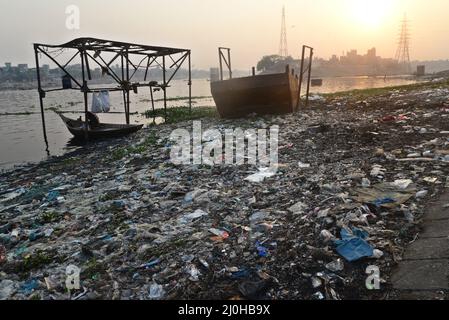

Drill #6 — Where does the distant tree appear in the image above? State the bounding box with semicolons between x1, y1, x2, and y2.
257;55;295;73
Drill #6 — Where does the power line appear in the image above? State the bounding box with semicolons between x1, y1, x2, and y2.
395;13;411;74
279;6;289;57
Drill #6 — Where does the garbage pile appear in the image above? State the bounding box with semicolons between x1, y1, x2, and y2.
1;84;449;300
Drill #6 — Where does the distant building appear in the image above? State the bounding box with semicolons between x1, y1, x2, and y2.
17;64;28;72
416;65;425;76
210;68;220;82
5;62;11;70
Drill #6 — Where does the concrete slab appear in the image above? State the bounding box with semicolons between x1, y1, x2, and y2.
421;219;449;238
393;290;447;300
391;259;449;290
424;203;449;221
404;237;449;260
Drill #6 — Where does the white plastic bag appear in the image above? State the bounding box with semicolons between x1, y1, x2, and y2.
99;91;110;113
91;91;110;113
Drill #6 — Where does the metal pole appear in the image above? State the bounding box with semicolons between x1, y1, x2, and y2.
188;51;192;113
219;48;223;81
296;45;306;110
305;49;313;108
34;45;49;150
150;85;155;113
121;53;127;124
126;50;130;125
80;49;89;140
163;55;167;120
227;49;232;79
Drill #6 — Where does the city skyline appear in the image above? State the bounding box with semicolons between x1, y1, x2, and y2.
1;0;449;70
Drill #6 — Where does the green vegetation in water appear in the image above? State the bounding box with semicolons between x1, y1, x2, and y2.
0;111;33;116
141;95;212;103
323;79;449;99
111;131;159;161
142;106;218;123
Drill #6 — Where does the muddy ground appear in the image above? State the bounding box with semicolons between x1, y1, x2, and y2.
1;83;449;300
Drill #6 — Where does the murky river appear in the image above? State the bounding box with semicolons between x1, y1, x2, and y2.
0;76;420;170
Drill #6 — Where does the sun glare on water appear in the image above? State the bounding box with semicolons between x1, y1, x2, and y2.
347;0;394;29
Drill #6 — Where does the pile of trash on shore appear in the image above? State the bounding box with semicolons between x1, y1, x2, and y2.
1;85;449;300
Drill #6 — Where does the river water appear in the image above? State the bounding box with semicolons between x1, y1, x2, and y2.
0;76;420;170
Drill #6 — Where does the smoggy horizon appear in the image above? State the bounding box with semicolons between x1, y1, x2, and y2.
1;0;449;70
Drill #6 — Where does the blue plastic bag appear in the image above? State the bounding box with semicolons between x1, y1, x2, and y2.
334;228;374;262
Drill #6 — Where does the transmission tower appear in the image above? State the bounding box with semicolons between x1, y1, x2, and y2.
279;6;289;57
395;13;411;74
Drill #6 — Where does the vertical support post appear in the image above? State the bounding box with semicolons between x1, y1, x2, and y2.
227;48;232;79
126;49;130;125
121;53;127;124
252;67;256;76
162;55;167;120
219;48;223;81
80;49;89;140
305;48;314;108
188;51;192;113
150;85;155;113
297;45;306;110
34;45;49;150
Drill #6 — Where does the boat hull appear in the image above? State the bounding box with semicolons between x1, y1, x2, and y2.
58;113;143;140
211;70;299;118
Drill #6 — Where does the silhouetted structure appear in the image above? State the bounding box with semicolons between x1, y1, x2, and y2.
34;37;192;145
395;14;412;74
279;6;289;58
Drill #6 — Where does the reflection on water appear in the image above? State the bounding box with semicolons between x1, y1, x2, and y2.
0;76;421;170
309;75;419;94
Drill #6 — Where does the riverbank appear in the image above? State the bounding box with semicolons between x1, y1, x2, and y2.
1;80;449;300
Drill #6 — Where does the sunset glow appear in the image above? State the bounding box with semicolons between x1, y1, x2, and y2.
347;0;394;29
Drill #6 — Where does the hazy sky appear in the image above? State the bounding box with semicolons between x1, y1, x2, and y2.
1;0;449;69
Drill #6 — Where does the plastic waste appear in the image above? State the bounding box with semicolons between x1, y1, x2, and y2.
148;283;165;300
178;209;208;224
361;178;371;188
185;264;201;282
325;259;344;272
0;280;15;300
91;91;111;113
416;190;429;198
334;228;374;262
320;230;336;242
140;258;161;269
288;202;308;215
244;168;277;183
19;279;39;295
238;280;271;299
209;228;229;240
0;245;6;264
255;241;269;257
298;161;311;169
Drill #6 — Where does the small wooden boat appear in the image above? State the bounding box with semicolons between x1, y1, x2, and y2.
211;66;300;118
57;112;143;140
311;79;323;87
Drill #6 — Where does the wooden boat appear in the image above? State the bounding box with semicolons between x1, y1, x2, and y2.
57;112;143;140
311;79;323;87
211;66;300;118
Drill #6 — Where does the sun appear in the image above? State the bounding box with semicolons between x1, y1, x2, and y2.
347;0;393;29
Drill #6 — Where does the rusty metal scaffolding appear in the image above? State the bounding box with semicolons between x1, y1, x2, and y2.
34;37;192;144
296;45;314;109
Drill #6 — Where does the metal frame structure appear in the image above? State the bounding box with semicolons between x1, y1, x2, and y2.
297;45;314;109
218;47;232;81
34;37;192;144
